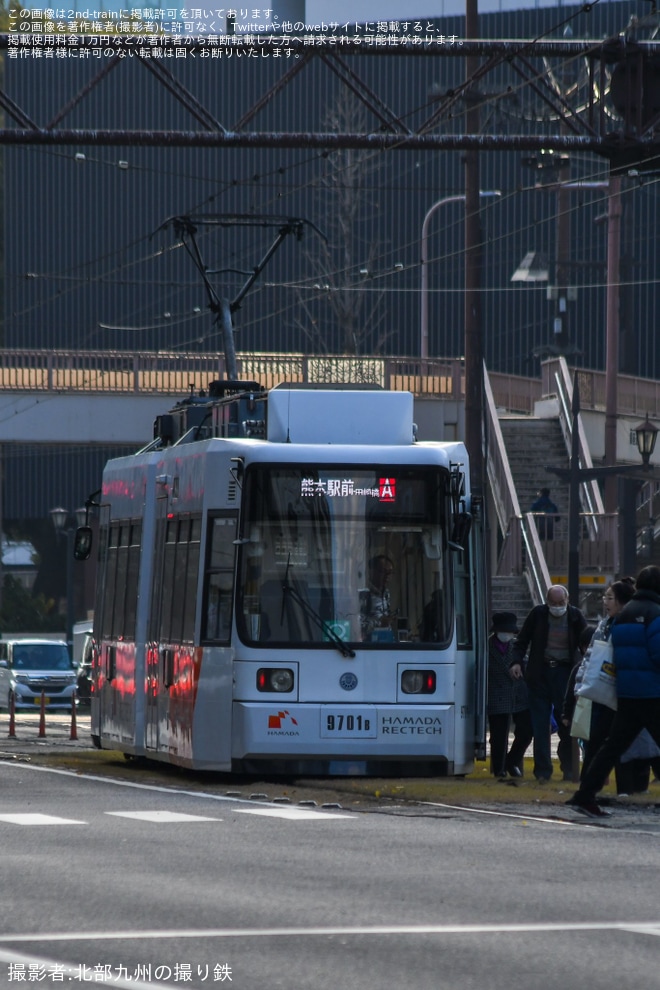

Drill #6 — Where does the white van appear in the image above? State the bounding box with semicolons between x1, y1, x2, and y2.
0;639;77;711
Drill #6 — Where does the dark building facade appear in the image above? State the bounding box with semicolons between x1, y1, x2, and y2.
4;0;660;379
2;0;659;619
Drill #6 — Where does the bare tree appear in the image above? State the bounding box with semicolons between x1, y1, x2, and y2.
294;93;391;356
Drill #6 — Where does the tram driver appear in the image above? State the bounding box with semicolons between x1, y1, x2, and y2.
360;554;396;642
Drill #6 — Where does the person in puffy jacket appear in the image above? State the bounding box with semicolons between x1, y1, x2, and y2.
566;565;660;818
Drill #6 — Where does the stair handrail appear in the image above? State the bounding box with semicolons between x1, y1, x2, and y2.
484;364;551;604
521;512;553;605
553;357;605;538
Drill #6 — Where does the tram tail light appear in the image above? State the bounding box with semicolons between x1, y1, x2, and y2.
257;668;294;693
401;670;436;694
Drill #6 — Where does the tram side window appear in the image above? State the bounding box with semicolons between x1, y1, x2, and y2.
158;515;202;645
182;518;202;642
100;521;142;641
94;517;109;637
101;525;119;640
123;522;142;640
147;518;165;643
454;547;473;650
202;515;238;643
159;520;178;643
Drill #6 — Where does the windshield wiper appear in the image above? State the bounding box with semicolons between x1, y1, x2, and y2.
280;558;355;659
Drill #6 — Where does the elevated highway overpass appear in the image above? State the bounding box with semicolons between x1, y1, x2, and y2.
0;347;544;445
0;347;658;445
0;348;481;447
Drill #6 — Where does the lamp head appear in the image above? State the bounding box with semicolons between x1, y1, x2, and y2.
634;414;659;467
50;506;68;532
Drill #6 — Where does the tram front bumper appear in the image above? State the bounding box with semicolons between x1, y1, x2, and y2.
232;702;456;760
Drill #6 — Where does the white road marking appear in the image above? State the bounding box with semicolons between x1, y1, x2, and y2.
0;759;356;817
233;807;352;820
0;759;319;808
623;924;660;937
1;759;652;831
0;813;87;825
106;810;221;823
420;800;607;827
0;921;659;943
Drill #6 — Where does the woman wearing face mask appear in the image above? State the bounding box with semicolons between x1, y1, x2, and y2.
487;612;533;778
562;579;636;789
509;585;588;783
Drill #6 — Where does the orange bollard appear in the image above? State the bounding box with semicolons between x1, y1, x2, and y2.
38;690;46;738
8;691;16;738
70;692;78;741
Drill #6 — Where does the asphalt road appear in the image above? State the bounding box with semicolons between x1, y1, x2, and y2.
3;710;660;830
1;724;660;990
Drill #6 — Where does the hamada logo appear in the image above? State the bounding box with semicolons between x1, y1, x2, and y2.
379;477;396;502
268;710;299;730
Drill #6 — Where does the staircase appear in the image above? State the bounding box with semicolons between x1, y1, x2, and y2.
490;413;571;613
486;361;616;621
491;574;535;625
498;416;570;525
493;412;608;620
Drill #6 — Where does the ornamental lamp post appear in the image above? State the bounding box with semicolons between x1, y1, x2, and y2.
634;414;658;467
50;505;87;657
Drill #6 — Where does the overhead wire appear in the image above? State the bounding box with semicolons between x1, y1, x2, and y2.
8;2;660;348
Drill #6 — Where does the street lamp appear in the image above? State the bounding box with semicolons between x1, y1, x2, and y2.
634;414;658;467
419;190;501;360
547;372;659;605
50;506;87;655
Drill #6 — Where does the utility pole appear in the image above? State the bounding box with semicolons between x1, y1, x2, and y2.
604;174;622;513
464;0;483;495
553;153;572;352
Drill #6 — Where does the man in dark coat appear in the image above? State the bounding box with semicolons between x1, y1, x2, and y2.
567;565;660;817
509;585;587;782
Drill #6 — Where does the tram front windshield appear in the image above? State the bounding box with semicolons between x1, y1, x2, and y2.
237;466;452;648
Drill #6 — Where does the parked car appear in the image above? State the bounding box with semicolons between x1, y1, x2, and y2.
0;638;77;711
76;634;93;706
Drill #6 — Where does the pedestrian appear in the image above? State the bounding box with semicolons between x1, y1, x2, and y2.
566;565;660;818
530;487;560;540
487;612;533;778
509;585;588;782
562;579;636;792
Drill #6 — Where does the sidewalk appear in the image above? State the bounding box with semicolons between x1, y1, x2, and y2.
0;711;94;756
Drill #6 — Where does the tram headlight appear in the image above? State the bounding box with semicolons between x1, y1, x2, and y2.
257;668;294;693
401;670;436;695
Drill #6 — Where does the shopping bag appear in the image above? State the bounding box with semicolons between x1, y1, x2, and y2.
576;638;617;710
570;695;592;739
620;728;660;763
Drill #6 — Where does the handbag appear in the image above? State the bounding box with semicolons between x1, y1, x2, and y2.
576;637;618;710
570;695;592;739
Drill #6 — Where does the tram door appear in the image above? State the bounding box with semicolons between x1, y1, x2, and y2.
145;493;169;750
92;505;111;740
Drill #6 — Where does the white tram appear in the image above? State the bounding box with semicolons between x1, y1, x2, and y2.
80;382;488;775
